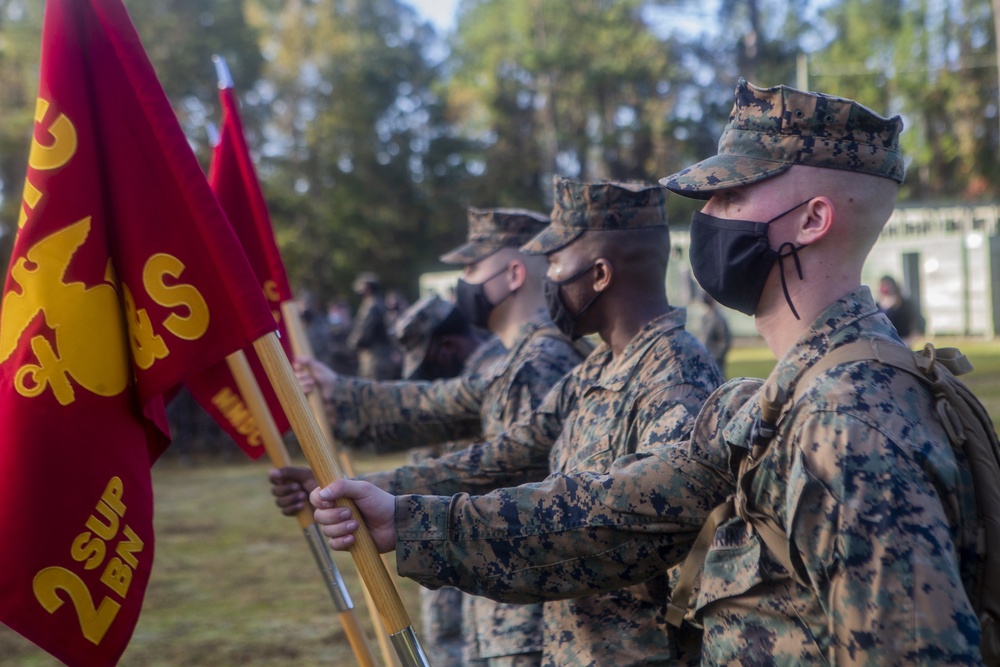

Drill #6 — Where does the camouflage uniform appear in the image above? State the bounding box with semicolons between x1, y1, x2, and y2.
536;309;720;667
389;293;505;667
378;180;722;666
384;82;982;665
393;289;981;664
327;210;586;666
326;315;578;458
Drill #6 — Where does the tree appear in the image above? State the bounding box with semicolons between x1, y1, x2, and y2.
255;0;475;305
444;0;701;208
810;0;1000;201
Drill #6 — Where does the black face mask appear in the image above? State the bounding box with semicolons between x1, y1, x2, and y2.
454;266;511;329
543;262;602;340
689;199;810;319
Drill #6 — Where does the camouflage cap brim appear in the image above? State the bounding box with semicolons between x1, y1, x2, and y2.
438;239;507;265
661;79;905;198
520;224;586;255
660;154;792;199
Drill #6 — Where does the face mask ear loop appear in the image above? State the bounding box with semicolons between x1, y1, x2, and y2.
776;241;804;321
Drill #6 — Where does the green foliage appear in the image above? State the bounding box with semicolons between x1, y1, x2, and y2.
254;0;474;305
0;0;43;269
810;0;1000;200
448;0;695;203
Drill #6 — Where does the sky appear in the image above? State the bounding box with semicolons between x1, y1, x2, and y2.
404;0;459;33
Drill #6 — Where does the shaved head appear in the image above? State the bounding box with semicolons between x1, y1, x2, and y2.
785;165;898;259
570;226;672;284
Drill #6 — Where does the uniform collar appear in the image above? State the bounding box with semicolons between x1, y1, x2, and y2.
586;307;687;392
492;309;559;375
768;285;887;400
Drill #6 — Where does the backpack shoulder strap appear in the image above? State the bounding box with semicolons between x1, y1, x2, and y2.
667;337;925;628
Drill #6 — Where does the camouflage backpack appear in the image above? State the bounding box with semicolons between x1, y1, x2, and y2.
667;340;1000;665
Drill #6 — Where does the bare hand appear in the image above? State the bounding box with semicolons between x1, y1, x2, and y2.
293;356;339;401
268;466;318;516
311;479;396;553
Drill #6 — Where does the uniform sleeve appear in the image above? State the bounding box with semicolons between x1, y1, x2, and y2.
394;439;732;604
376;369;578;496
325;375;486;449
786;410;981;664
391;378;757;604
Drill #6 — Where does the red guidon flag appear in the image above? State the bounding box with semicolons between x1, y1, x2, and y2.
183;64;295;458
0;0;278;665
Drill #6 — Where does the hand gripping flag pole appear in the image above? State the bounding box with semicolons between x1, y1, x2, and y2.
208;55;417;666
209;55;378;666
253;331;429;667
280;301;406;667
225;350;378;667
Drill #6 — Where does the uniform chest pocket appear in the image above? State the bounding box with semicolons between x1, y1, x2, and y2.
694;518;766;617
553;430;615;474
572;443;614;473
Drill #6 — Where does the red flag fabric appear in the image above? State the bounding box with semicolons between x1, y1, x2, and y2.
0;1;277;664
183;77;295;457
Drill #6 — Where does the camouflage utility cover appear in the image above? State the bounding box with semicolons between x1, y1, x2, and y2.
393;287;981;665
380;308;720;665
521;177;667;255
440;207;549;265
391;293;460;378
661;78;905;198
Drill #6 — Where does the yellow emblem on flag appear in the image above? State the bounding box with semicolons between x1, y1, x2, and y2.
0;217;129;405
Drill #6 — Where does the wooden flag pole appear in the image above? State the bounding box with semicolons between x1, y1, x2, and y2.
253;329;428;667
279;302;404;667
224;351;377;667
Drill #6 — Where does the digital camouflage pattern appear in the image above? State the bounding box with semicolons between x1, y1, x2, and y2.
326;313;579;458
521;178;667;255
394;287;982;665
439;207;550;265
660;78;906;198
541;308;720;667
327;310;585;662
378;308;720;666
403;332;505;667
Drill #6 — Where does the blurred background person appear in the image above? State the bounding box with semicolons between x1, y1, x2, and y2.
347;272;401;379
877;274;924;346
325;298;358;375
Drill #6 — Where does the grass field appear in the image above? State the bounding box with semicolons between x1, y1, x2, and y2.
0;451;418;666
727;336;1000;429
2;336;998;665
